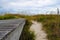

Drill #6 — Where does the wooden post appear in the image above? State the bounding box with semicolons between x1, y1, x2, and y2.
57;8;59;15
57;8;59;36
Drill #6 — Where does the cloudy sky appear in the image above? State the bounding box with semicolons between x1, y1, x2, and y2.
0;0;60;14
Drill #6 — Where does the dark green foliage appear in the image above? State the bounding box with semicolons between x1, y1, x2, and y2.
0;15;15;20
20;20;35;40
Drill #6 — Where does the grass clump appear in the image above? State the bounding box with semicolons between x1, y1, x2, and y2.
20;20;35;40
0;15;15;20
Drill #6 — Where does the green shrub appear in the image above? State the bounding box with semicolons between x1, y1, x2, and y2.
20;20;35;40
0;15;15;20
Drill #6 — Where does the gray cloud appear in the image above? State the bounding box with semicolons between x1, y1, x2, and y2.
0;0;60;14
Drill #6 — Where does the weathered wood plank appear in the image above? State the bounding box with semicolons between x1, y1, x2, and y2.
0;19;25;40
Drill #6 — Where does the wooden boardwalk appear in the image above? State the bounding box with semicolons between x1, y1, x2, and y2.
0;19;25;40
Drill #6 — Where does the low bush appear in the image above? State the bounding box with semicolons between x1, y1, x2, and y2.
20;20;35;40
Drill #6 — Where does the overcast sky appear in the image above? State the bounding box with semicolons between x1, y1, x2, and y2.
0;0;60;14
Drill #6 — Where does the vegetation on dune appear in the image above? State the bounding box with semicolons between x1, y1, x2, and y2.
0;14;16;20
32;15;60;40
0;13;60;40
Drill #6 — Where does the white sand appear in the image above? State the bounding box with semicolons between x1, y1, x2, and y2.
30;21;48;40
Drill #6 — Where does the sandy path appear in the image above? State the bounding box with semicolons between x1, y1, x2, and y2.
30;21;48;40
